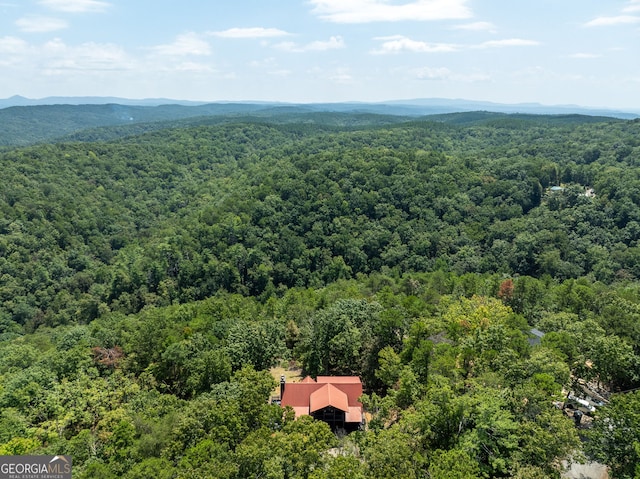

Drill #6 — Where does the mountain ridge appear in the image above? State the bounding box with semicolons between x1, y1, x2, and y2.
2;95;638;119
0;99;637;147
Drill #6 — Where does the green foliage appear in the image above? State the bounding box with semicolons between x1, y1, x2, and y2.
442;295;514;340
309;455;368;479
587;391;640;478
152;333;231;398
178;440;238;478
124;458;175;479
0;437;40;455
226;320;286;371
2;118;640;328
375;346;402;387
2;113;640;477
364;425;425;479
428;448;481;479
299;299;381;378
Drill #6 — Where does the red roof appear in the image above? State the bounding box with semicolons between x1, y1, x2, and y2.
316;376;360;384
280;376;363;422
346;406;362;423
309;383;349;413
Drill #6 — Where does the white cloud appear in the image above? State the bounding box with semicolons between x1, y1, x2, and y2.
0;36;29;54
372;35;459;54
42;37;66;54
569;53;601;59
415;66;451;79
248;58;291;77
43;38;133;72
38;0;110;13
452;21;496;32
307;36;345;51
150;33;211;57
309;0;471;23
275;41;298;52
172;62;214;73
414;66;489;82
371;36;538;55
584;15;640;27
0;36;30;67
624;0;640;13
249;57;276;68
476;38;540;48
210;27;292;38
268;69;292;77
306;66;354;84
275;35;345;52
16;16;68;33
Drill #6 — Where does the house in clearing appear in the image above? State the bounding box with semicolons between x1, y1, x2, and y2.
279;375;363;431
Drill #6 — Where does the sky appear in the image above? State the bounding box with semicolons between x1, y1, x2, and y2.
0;0;639;109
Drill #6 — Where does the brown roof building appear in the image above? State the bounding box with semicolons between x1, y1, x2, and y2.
279;376;363;431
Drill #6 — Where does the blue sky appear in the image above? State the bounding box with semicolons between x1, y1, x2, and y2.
0;0;639;108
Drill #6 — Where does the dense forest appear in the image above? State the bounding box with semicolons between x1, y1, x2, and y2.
1;110;640;478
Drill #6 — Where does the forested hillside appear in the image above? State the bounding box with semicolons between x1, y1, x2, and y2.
1;113;640;478
0;103;279;147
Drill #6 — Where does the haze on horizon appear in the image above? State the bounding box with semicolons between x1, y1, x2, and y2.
0;0;639;110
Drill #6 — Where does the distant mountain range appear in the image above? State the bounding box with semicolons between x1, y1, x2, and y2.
0;95;208;108
0;96;638;147
1;95;639;119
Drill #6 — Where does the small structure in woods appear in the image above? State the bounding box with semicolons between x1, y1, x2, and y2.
278;375;363;431
528;328;545;346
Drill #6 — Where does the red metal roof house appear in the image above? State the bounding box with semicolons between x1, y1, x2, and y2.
279;376;363;431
